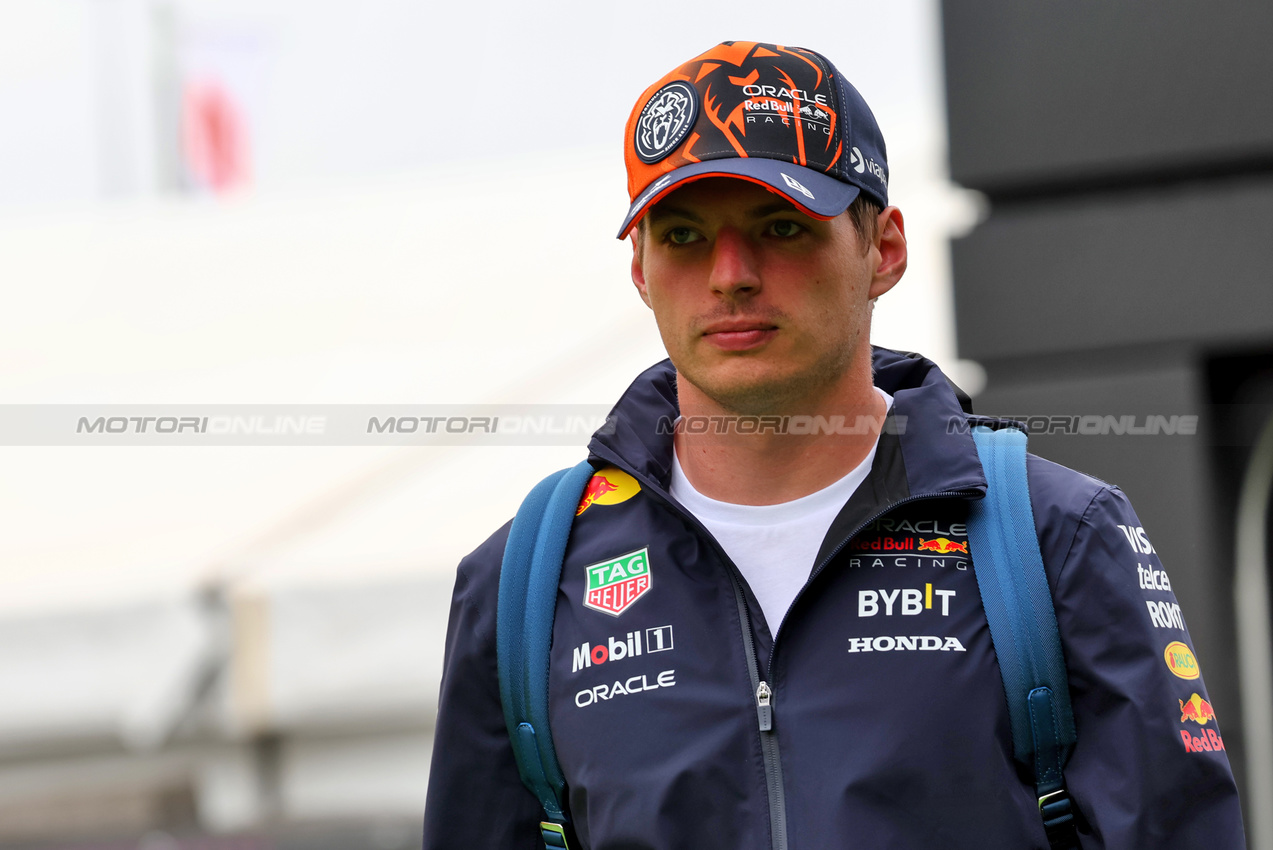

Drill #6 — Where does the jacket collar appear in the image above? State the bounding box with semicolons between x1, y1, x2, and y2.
588;346;988;503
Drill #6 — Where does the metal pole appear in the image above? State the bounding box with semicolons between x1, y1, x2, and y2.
1235;415;1273;850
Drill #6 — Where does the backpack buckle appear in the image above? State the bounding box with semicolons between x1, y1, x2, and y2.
1037;787;1067;812
1037;788;1078;849
540;821;571;849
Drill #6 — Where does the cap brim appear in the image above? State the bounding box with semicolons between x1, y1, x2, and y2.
616;158;861;239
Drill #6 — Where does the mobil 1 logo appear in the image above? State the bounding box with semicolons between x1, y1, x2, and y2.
571;624;678;710
571;625;674;673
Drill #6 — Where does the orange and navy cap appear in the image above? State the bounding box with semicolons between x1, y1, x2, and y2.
617;41;889;239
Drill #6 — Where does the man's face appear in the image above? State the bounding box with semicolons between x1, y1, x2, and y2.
631;178;902;415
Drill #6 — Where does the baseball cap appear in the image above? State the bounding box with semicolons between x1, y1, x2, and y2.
617;41;889;239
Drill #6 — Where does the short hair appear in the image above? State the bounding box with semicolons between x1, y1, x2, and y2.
845;195;882;254
635;193;883;257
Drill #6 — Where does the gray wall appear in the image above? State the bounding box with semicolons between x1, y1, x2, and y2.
943;0;1273;824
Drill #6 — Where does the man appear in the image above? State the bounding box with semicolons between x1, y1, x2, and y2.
423;42;1244;849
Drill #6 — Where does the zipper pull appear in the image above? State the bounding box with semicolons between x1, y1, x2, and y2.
756;681;773;732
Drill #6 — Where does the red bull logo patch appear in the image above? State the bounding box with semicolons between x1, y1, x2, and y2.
1180;727;1226;753
1164;641;1200;680
583;547;652;616
916;537;969;555
1179;692;1217;726
577;467;641;516
1174;691;1225;753
849;536;915;552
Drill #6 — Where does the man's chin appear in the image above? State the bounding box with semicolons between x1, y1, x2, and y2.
678;366;799;416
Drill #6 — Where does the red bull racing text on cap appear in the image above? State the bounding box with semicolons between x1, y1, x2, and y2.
618;41;890;238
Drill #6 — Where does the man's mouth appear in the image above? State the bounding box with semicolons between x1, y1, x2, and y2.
701;321;778;351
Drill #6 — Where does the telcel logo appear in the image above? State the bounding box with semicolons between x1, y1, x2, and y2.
571;625;674;673
1138;563;1171;591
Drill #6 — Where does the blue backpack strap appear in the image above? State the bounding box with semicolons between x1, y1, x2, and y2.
497;460;596;850
967;426;1080;849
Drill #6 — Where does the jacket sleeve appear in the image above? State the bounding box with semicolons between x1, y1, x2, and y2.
1047;483;1246;848
422;522;545;850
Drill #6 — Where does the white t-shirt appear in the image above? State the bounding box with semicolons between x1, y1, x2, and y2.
669;389;893;632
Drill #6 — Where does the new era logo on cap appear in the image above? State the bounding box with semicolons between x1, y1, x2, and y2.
617;41;889;238
781;172;814;199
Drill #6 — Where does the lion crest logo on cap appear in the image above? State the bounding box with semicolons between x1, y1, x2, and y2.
634;81;698;164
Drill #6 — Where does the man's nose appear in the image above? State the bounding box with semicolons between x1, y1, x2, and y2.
708;228;761;297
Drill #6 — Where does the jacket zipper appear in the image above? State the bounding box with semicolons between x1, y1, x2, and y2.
756;681;773;731
591;447;979;850
593;449;791;850
728;565;788;850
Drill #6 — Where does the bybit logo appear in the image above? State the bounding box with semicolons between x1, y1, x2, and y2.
858;584;956;617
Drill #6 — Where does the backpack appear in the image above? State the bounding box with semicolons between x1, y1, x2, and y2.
496;425;1079;850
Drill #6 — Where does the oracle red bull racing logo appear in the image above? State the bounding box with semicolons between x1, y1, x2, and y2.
916;537;968;555
583;548;651;616
576;467;641;516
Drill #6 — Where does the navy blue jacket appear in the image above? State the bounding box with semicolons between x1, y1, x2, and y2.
423;348;1244;849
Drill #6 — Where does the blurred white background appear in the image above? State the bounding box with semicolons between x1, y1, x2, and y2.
0;1;977;846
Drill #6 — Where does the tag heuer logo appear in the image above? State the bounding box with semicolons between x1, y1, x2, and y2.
583;548;651;616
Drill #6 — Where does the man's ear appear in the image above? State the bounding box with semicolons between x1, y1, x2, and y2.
868;206;907;301
631;232;652;308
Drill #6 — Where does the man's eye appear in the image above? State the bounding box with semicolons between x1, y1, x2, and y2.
666;227;701;245
768;220;803;238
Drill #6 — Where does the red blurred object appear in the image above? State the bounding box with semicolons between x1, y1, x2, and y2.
182;79;251;193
